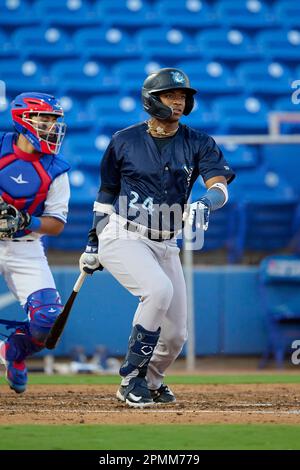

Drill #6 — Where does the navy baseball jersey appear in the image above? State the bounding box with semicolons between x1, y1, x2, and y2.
100;122;235;231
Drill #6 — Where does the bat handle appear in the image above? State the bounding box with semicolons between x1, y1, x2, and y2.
73;272;87;292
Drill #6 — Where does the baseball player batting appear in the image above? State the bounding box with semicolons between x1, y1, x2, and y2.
79;68;235;408
0;92;70;393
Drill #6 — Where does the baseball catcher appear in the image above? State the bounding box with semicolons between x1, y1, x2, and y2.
0;92;70;393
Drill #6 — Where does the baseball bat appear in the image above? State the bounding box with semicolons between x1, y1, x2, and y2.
45;272;87;350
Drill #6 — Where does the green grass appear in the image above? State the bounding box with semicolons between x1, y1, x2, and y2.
2;373;299;386
1;374;300;450
0;424;300;450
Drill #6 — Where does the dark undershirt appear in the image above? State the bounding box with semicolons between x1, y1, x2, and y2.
151;134;177;152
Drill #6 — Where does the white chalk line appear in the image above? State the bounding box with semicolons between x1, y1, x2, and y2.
1;409;300;415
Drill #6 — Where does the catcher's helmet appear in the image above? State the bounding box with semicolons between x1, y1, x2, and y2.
142;68;197;120
11;92;66;155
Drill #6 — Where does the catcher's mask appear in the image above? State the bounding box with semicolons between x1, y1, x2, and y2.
142;68;197;120
11;92;66;155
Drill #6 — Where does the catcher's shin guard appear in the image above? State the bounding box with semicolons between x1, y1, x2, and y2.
0;339;28;394
119;324;160;378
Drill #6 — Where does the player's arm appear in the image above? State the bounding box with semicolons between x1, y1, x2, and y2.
32;216;64;235
32;172;70;235
86;139;121;244
202;175;228;209
187;136;235;230
80;140;121;275
186;175;228;230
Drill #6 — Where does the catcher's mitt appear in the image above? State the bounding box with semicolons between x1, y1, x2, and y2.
0;197;23;238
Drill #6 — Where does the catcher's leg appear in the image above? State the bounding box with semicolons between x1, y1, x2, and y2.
0;288;63;393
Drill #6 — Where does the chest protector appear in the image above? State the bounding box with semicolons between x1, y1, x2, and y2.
0;132;70;236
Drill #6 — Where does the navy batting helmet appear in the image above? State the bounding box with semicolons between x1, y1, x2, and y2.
142;68;197;120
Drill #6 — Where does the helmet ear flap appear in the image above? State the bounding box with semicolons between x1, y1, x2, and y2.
183;94;195;116
142;91;172;120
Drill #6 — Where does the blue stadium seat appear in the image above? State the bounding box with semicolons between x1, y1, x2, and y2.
112;60;162;95
0;0;38;27
34;0;98;28
0;102;12;132
176;60;242;95
87;95;145;131
215;0;276;30
48;201;94;250
230;165;297;204
256;29;300;62
272;96;300;134
236;61;293;97
202;203;236;253
69;170;99;204
96;0;159;31
0;59;53;96
261;143;300;199
274;96;300;112
0;30;17;58
136;28;199;62
12;27;75;61
259;255;300;368
232;199;298;262
294;64;300;89
156;0;218;31
50;60;119;97
197;29;260;61
220;144;260;170
229;166;299;261
182;98;218;134
58;96;93;131
212;96;269;134
73;27;141;62
63;134;103;169
274;1;300;30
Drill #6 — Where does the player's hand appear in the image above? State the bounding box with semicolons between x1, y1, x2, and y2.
188;198;211;231
0;198;24;238
79;245;103;275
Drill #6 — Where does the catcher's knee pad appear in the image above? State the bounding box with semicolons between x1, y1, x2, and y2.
119;324;160;378
25;288;63;344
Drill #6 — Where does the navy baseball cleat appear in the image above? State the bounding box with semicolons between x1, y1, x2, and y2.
0;341;27;394
116;377;155;408
150;384;176;404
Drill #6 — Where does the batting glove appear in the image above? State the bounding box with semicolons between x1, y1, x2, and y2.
188;198;211;231
79;244;102;275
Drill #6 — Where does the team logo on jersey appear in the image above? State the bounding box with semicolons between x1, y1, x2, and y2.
10;174;29;184
171;71;186;84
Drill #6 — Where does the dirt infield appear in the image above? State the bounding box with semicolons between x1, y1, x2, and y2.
1;383;300;425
